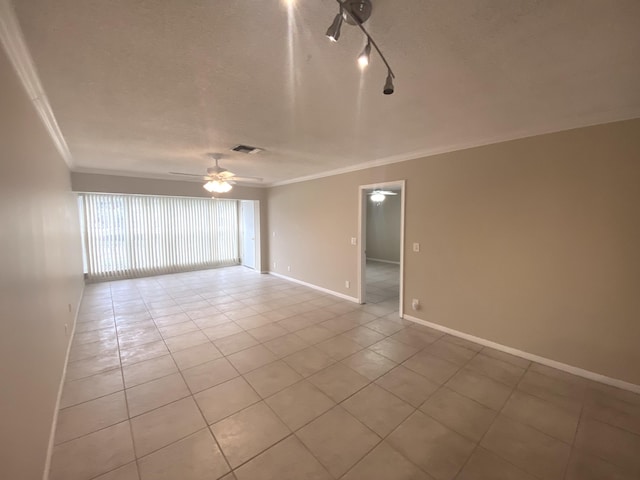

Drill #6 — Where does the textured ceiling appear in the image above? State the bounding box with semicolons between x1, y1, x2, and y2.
12;0;640;185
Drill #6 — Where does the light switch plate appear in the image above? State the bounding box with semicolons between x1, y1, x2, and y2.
351;237;357;246
413;242;420;252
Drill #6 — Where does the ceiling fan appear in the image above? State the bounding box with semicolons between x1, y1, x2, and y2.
368;190;398;202
169;154;263;193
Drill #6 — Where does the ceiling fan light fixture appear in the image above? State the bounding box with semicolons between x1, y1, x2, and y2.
370;192;386;203
326;10;343;42
204;180;233;193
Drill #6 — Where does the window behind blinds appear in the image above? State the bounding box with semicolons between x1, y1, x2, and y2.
79;193;239;281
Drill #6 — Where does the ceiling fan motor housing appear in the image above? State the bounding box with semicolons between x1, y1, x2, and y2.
207;166;226;175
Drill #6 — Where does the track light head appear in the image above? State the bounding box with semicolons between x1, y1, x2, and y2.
326;11;343;42
383;70;394;95
323;0;396;95
358;40;371;68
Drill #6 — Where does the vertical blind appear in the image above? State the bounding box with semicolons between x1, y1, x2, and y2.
80;193;239;281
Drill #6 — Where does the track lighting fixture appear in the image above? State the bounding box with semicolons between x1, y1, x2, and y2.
383;70;394;95
325;9;343;42
358;40;371;68
324;0;396;95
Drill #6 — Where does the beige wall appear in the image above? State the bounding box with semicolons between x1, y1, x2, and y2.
366;193;401;263
72;172;269;272
268;119;640;385
0;48;84;478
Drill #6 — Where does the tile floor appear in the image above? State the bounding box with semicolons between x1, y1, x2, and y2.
51;266;640;480
365;259;399;304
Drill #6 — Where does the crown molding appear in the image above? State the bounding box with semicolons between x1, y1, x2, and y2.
0;0;74;168
2;0;637;186
71;167;268;188
268;113;640;188
72;112;638;188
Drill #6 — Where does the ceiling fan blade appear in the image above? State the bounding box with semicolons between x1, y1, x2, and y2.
169;171;209;179
368;190;398;195
230;175;263;183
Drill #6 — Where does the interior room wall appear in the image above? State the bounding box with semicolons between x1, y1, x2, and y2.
0;47;84;479
71;172;269;272
366;193;401;263
267;118;640;386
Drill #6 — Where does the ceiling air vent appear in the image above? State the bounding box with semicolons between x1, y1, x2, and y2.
231;144;262;154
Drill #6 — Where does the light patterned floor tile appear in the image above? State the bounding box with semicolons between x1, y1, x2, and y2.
234;436;331;480
50;421;135;480
296;406;380;478
126;373;190;417
55;391;128;444
308;363;370;402
194;376;260;425
138;428;230;480
342;383;414;437
265;380;335;431
211;402;290;468
130;397;206;457
387;411;475;480
342;442;432;480
60;369;124;408
243;360;303;398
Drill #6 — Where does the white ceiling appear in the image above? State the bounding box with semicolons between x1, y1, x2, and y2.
12;0;640;185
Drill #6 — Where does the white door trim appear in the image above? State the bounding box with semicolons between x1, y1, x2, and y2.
358;180;406;317
253;200;261;272
240;200;261;272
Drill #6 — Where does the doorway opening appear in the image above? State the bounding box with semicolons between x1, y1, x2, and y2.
358;180;405;317
240;200;261;271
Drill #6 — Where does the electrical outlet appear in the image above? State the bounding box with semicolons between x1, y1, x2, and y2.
350;237;357;246
273;262;277;269
345;280;350;288
413;242;420;252
287;265;291;272
412;299;420;310
273;231;276;237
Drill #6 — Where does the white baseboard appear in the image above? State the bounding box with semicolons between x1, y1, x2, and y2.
268;272;359;303
403;314;640;395
43;283;85;480
366;257;400;265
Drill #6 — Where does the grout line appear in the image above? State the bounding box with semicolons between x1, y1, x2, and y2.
562;400;586;480
84;462;138;480
67;269;639;480
451;361;537;480
119;287;215;467
110;284;144;480
171;354;235;476
403;314;640;394
42;283;85;480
